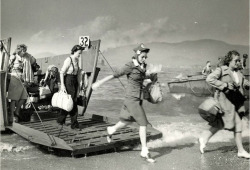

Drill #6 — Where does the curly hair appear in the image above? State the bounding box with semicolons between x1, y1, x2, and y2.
17;44;27;52
223;50;240;66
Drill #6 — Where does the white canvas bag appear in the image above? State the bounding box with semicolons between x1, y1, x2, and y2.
51;90;73;112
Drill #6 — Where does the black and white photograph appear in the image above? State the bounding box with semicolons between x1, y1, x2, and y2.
1;0;249;169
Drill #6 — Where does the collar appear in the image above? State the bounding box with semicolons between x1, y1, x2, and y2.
132;59;145;69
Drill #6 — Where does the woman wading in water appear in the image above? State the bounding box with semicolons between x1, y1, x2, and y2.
92;43;159;163
199;50;250;159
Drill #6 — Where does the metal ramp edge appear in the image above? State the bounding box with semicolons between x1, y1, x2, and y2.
7;113;162;156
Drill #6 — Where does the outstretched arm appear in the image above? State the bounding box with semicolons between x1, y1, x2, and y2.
92;75;115;90
92;62;133;91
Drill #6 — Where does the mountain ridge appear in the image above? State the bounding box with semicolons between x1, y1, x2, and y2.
34;39;249;67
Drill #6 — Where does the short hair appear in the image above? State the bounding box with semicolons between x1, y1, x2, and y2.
224;50;240;66
71;45;85;54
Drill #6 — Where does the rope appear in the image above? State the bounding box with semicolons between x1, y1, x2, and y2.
0;41;10;56
98;50;125;89
8;53;56;145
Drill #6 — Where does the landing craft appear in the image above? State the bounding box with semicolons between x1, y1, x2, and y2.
0;38;162;156
168;69;249;97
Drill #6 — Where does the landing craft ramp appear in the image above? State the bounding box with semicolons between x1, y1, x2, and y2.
2;38;162;156
7;113;162;156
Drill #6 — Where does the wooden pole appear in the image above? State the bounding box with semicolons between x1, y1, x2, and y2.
0;37;11;131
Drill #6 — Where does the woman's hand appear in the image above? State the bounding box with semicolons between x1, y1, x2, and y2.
92;81;100;91
61;84;67;93
40;79;45;86
227;82;235;90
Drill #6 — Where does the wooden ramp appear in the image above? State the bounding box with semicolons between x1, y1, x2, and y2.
7;113;162;156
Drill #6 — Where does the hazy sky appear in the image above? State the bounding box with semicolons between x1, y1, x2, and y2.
1;0;249;56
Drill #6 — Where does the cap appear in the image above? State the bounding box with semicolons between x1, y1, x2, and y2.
133;43;150;54
71;45;85;54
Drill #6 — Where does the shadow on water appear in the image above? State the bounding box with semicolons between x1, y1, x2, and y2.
36;144;139;158
1;129;14;134
151;143;195;159
204;142;249;154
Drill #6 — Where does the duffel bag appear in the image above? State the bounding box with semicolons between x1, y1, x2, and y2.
51;90;73;112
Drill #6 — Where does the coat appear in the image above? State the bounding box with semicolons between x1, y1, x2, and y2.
206;66;249;130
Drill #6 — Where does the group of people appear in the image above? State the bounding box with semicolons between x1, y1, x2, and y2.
7;42;249;162
7;44;85;130
202;53;248;76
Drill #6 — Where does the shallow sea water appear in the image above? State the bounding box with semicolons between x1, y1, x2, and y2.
1;66;249;169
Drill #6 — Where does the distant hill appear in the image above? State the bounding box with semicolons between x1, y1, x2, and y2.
101;39;249;67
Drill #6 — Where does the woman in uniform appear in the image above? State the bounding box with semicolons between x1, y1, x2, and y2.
92;43;158;163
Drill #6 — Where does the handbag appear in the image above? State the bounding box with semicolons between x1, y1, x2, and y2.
143;81;163;104
198;97;222;123
51;90;73;112
39;85;51;96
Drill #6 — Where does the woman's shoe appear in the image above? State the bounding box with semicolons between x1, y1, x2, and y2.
106;127;113;143
140;151;156;163
237;151;250;159
13;116;19;123
71;122;81;131
198;137;206;154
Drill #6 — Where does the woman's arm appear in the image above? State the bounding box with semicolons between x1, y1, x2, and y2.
206;67;228;91
60;58;71;92
243;77;250;90
201;67;206;75
60;72;66;92
92;62;132;90
44;70;49;81
92;75;115;90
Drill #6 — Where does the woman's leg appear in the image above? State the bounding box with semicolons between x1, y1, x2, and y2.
140;125;155;163
15;99;26;115
235;132;244;152
234;113;250;158
69;103;79;129
106;120;130;143
199;126;220;153
9;100;16;124
108;120;130;135
139;126;147;149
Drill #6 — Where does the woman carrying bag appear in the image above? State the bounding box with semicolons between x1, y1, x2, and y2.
92;43;160;163
57;45;85;130
199;50;250;159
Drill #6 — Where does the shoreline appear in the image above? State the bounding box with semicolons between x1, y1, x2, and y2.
1;133;249;170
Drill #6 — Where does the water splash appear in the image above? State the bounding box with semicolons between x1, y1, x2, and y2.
0;142;32;153
147;119;250;149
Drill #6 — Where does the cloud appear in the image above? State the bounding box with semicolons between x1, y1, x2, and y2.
30;29;66;42
29;16;187;54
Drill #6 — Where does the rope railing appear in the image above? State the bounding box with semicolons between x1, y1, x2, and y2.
98;50;125;89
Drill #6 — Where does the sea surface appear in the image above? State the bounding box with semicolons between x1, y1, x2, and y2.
1;65;249;168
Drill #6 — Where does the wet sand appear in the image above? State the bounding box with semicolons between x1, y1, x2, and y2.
1;135;249;170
